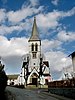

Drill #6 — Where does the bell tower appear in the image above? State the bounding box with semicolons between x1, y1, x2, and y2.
28;17;41;72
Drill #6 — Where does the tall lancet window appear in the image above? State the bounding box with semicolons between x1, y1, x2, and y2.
35;43;38;51
31;43;34;51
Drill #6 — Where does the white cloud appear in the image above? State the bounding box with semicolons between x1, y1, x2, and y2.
7;7;32;23
0;6;75;36
57;30;75;42
41;39;62;52
0;36;29;57
40;38;72;79
45;51;72;72
61;7;75;17
0;36;29;74
7;5;44;24
0;9;6;23
6;6;75;25
0;25;23;35
37;11;59;28
29;0;39;6
0;19;32;35
36;7;75;29
51;0;59;6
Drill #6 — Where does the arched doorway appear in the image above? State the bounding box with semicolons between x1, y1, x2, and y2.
31;73;38;86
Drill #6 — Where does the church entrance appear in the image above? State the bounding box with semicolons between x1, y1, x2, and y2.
29;72;38;86
32;78;37;86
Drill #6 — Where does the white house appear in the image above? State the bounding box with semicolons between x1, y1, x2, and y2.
69;51;75;77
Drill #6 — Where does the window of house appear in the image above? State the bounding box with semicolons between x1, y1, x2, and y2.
35;43;38;51
33;53;36;59
31;43;34;51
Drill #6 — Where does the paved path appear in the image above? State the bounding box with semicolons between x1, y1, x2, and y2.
6;86;73;100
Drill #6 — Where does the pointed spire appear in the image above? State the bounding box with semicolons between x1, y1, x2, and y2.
29;17;40;41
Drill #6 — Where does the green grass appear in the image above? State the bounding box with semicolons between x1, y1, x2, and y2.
26;85;48;89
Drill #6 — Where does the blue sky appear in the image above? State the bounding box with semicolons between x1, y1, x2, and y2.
0;0;75;80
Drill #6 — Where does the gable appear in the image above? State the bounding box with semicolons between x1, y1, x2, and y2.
29;68;39;78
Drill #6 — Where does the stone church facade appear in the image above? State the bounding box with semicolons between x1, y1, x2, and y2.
22;17;51;86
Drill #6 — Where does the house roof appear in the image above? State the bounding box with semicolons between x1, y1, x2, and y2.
43;74;51;76
43;61;49;67
68;51;75;58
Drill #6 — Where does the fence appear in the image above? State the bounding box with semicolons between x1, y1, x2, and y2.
48;78;75;99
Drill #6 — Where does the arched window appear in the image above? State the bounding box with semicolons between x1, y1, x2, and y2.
35;43;38;51
31;43;34;51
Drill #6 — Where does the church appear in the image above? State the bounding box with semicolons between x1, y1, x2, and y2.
21;17;51;86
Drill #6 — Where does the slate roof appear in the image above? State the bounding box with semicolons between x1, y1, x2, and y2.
29;17;40;42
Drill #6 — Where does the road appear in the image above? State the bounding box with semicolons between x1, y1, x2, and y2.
6;86;72;100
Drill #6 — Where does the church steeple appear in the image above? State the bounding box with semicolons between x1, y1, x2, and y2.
29;17;40;42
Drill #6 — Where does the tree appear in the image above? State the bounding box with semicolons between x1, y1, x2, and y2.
0;61;8;93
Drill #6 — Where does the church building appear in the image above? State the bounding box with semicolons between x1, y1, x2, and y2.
22;17;51;86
